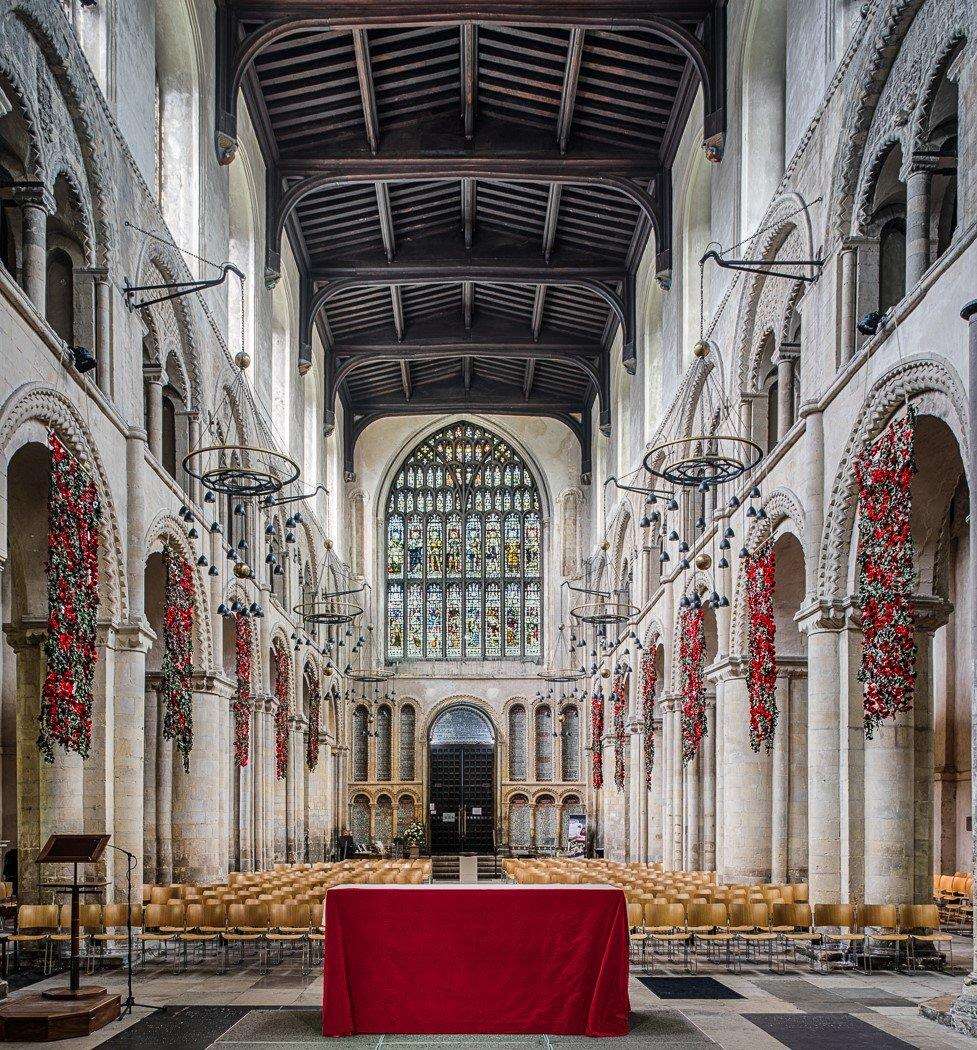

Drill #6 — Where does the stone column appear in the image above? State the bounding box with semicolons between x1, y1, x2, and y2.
669;698;683;870
775;344;799;439
155;689;173;884
685;751;699;870
285;715;296;862
770;673;791;884
661;698;672;865
144;367;166;462
265;697;278;865
797;601;844;903
838;241;858;364
172;679;222;884
648;717;663;863
702;695;716;872
9;628;44;902
949;298;977;1035
75;266;111;393
10;183;53;311
905;158;937;289
114;623;153;897
250;699;264;869
719;665;772;883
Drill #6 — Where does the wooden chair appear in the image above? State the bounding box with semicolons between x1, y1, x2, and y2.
813;904;864;970
644;903;690;971
8;904;60;973
687;903;733;971
90;903;142;972
858;904;908;971
771;903;820;970
267;903;312;971
178;903;224;969
899;904;953;971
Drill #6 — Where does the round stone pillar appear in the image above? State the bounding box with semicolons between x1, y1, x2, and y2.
171;681;222;884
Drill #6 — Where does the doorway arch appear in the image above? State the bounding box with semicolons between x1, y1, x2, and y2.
428;705;496;854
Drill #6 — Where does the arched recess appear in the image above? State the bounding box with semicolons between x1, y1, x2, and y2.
508;701;527;780
739;0;787;235
154;0;202;269
227;147;258;382
681;140;712;368
270;281;294;447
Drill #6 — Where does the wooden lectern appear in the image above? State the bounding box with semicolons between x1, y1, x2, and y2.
0;834;121;1042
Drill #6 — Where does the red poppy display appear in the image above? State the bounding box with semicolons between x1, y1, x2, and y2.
40;431;102;761
233;612;253;768
612;673;628;791
272;637;291;780
590;690;604;789
855;409;917;737
161;547;196;771
306;673;321;771
641;652;657;786
679;605;706;763
746;538;778;752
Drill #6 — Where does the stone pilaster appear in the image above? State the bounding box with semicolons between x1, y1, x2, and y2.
8;183;53;312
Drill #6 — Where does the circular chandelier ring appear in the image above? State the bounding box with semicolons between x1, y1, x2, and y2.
293;597;363;627
183;445;301;497
346;667;395;684
642;434;761;488
569;601;638;627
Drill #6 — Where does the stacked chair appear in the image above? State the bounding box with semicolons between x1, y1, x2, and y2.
504;859;957;974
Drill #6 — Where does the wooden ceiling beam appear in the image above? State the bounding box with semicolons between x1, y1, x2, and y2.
390;284;405;340
523;359;536;400
310;253;626;281
462;281;474;330
531;284;547;341
541;184;561;263
556;27;586;156
374;182;396;262
461;177;476;250
351;28;380;154
462;356;473;391
461;22;477;142
400;360;412;401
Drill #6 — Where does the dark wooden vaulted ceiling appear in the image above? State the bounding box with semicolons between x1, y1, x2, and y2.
215;1;727;478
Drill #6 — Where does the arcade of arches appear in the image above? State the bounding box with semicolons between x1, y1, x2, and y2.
1;0;977;1041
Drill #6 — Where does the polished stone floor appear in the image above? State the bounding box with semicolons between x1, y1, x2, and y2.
0;947;972;1049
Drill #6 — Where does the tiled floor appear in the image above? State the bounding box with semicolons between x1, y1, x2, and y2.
0;946;972;1049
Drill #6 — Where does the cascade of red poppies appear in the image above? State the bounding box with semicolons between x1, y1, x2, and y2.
746;538;778;752
306;673;321;771
272;638;291;780
641;652;657;786
612;673;628;790
161;547;195;771
679;605;706;763
40;431;102;762
233;612;253;767
855;409;918;738
590;690;604;789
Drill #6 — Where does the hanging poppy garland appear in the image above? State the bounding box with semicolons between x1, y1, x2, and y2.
641;651;657;786
161;547;196;771
855;408;918;738
746;538;778;752
272;638;291;780
306;672;321;772
232;611;253;768
612;672;628;791
590;690;604;789
679;605;706;763
40;431;102;762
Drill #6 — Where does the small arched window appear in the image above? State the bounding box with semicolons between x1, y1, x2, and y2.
561;705;580;781
375;795;393;847
45;247;74;345
350;794;371;846
376;704;392;781
509;795;531;848
352;705;369;782
535;705;553;782
398;704;416;780
878;217;906;314
161;390;178;479
509;704;527;780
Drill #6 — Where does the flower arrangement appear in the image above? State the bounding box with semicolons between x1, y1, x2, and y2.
161;546;195;771
402;820;425;847
590;690;604;789
40;431;102;762
612;672;628;791
641;651;657;785
272;637;291;780
746;538;778;752
855;409;918;738
232;611;253;768
679;605;706;763
306;672;321;772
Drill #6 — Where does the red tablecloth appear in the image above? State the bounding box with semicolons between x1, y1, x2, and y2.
322;884;630;1037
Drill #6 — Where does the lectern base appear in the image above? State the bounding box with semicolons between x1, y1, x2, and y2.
42;984;109;1002
0;990;120;1041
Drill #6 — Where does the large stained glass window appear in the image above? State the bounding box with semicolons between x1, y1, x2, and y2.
385;422;543;661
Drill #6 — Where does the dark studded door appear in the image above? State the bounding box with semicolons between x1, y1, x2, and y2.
429;743;495;854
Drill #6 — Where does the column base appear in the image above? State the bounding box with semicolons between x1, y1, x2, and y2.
922;977;977;1039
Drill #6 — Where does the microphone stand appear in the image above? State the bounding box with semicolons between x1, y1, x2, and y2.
105;844;136;1017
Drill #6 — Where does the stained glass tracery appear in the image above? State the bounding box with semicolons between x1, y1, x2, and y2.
386;423;543;661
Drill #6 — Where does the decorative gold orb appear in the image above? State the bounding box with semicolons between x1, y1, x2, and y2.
601;540;610;552
600;666;611;679
692;339;710;359
695;553;712;571
233;561;253;579
234;349;251;371
325;540;332;551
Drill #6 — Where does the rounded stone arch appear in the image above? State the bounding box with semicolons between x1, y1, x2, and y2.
144;512;214;672
909;29;967;156
641;618;664;651
851;131;907;237
47;162;97;268
732;193;814;393
0;52;45;182
0;382;126;621
6;4;119;267
668;569;716;689
818;355;970;601
133;247;203;411
728;486;807;655
827;0;967;243
606;499;637;589
424;695;499;745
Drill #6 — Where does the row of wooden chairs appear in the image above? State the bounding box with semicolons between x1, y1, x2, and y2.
626;900;953;973
934;872;973;931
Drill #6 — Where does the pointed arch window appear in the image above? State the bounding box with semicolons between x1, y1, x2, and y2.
385;422;543;661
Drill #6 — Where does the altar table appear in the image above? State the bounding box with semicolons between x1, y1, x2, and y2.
321;884;630;1037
